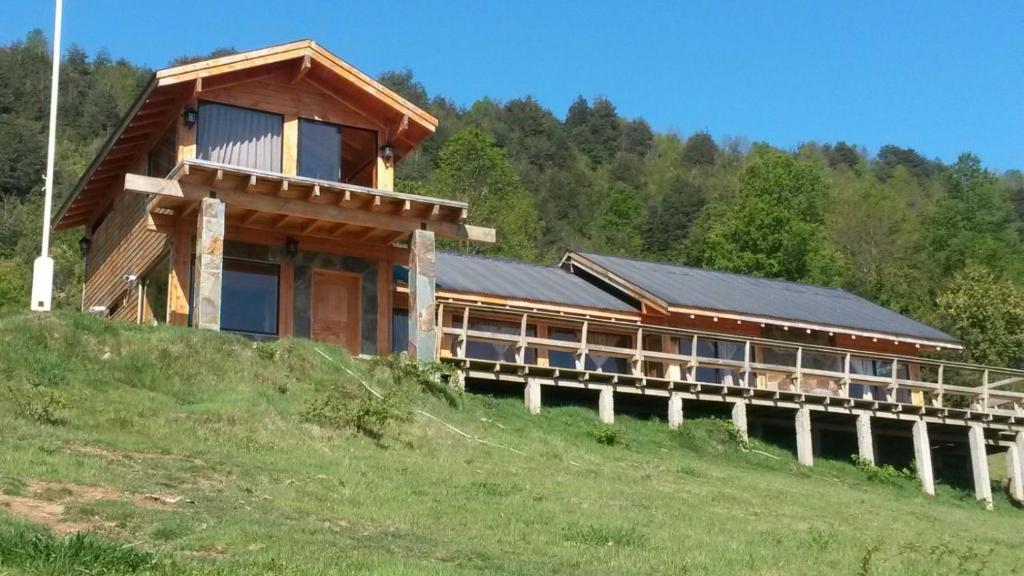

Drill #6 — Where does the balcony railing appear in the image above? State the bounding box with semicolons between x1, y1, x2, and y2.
437;302;1024;422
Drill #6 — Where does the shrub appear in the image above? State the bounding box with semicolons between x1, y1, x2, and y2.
8;385;69;425
851;455;916;484
591;424;620;446
304;385;409;441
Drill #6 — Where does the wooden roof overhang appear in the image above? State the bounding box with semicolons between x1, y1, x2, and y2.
55;39;438;232
561;251;963;352
129;159;494;246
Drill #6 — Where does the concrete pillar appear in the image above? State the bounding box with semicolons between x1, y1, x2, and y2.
407;229;437;361
524;378;541;415
598;387;614;425
795;408;813;466
856;413;875;465
731;401;747;442
967;423;993;509
912;420;935;496
667;393;684;430
193;197;224;331
1006;445;1023;502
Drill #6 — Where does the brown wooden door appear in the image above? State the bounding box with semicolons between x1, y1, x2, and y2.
311;270;361;355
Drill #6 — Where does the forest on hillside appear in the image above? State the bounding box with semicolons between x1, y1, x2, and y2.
1;31;1023;368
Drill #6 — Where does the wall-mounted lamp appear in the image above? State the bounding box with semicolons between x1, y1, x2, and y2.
380;143;395;166
182;106;198;128
285;238;299;258
78;236;91;258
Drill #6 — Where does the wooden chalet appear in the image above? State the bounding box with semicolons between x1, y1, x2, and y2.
56;40;1024;508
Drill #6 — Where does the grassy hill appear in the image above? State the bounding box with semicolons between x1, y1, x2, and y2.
0;312;1021;575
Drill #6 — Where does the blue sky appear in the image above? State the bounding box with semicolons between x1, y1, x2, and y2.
3;1;1021;170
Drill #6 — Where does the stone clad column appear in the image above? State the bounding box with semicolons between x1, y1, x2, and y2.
856;413;875;465
795;407;813;466
193;197;224;331
407;229;437;361
968;423;993;509
912;420;935;496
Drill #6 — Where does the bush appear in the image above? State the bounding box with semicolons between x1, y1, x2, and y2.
304;385;409;441
8;384;69;425
851;455;916;484
591;424;620;446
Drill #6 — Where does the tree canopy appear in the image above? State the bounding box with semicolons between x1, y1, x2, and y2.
2;31;1023;367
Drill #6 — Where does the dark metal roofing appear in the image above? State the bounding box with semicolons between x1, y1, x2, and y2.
574;252;959;344
433;251;637;312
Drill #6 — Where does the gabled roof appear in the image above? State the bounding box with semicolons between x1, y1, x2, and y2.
55;40;436;231
431;252;637;313
564;251;960;347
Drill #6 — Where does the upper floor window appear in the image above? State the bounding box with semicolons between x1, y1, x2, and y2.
298;118;342;181
298;118;377;186
197;101;283;172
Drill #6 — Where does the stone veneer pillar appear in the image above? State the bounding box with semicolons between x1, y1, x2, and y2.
407;229;436;361
193;197;224;331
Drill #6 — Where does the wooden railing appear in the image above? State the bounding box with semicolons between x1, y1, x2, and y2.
436;302;1024;418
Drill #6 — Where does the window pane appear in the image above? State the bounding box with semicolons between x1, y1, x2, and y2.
221;259;279;335
392;308;409;354
197;102;282;172
299;119;341;181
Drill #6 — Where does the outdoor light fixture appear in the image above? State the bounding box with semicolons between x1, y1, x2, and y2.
183;106;198;127
285;238;299;258
78;236;90;258
380;143;395;165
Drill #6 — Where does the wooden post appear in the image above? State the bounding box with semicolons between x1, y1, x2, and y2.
575;321;588;371
686;334;698;382
741;340;752;387
457;306;469;358
192;197;224;331
841;352;852;398
166;217;191;326
524;377;541;414
282;115;298;176
794;347;803;392
935;364;945;407
1006;444;1023;502
631;327;644;377
515;313;528;364
278;260;294;337
407;229;436;361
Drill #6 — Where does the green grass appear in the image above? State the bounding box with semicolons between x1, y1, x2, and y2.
0;311;1022;575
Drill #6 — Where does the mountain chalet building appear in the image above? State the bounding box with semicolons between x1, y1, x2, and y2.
55;40;1024;508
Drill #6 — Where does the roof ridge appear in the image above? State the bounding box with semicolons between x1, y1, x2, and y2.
439;250;563;271
574;251;852;295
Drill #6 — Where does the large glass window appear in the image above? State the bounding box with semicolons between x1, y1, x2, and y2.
221;259;280;336
298;118;342;181
197;102;283;172
392;308;409;355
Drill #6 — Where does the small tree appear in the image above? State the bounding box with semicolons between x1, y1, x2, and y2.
427;126;539;260
937;264;1024;368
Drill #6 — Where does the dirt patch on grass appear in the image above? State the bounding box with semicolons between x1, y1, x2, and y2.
0;480;183;535
66;443;206;465
0;481;123;535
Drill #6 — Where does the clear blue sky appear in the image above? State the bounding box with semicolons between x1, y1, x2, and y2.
3;1;1021;170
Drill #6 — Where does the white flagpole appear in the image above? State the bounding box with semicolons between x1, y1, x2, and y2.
30;0;63;312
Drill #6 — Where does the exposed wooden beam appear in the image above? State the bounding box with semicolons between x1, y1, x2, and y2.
126;173;495;243
290;54;312;84
278;180;289;195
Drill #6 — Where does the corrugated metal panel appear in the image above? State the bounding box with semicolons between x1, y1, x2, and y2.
576;252;959;344
433;252;636;312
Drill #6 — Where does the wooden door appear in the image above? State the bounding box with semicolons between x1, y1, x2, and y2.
311;270;362;355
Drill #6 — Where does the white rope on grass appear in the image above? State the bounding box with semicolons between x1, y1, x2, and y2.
314;347;525;456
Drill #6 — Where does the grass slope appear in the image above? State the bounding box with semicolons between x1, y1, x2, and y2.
0;312;1021;575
